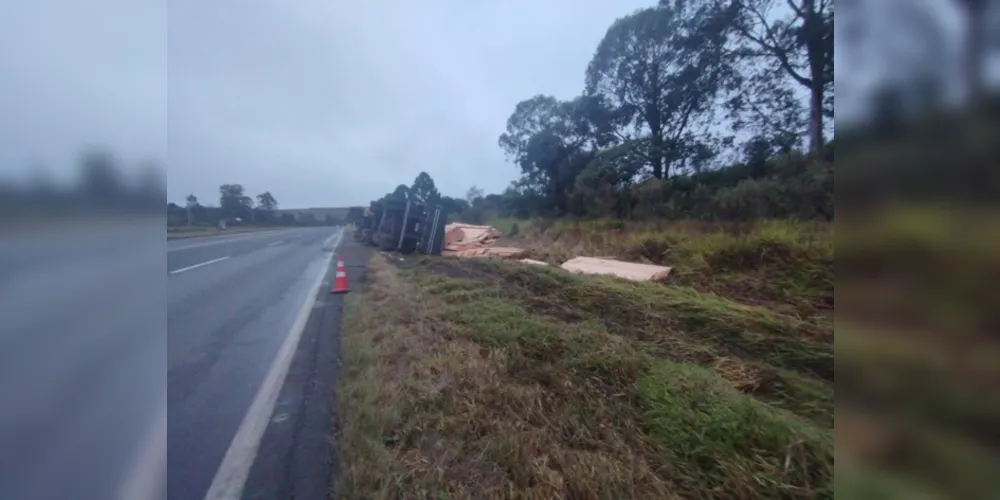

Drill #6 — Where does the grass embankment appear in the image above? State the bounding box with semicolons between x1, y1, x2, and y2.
834;207;1000;499
509;218;834;321
337;219;834;499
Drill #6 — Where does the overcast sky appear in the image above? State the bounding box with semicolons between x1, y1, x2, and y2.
1;0;652;209
3;1;986;209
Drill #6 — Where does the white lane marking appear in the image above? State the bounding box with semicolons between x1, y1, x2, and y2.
117;401;167;500
168;256;231;275
322;233;336;247
203;235;342;500
266;240;283;247
328;228;343;249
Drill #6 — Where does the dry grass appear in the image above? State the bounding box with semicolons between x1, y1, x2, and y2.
503;218;833;321
834;206;1000;499
337;246;834;499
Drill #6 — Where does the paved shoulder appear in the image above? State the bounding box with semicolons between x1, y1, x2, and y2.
241;239;372;500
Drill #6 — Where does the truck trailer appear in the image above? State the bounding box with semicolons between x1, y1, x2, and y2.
354;198;447;255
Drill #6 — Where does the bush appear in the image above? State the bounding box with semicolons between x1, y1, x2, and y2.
711;177;794;221
703;156;833;222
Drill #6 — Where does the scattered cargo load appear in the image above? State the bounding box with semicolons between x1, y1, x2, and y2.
561;257;672;282
443;223;503;251
441;222;673;282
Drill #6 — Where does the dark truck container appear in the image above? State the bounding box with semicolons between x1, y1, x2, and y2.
354;198;447;255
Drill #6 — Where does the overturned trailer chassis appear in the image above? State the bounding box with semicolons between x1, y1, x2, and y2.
355;199;446;255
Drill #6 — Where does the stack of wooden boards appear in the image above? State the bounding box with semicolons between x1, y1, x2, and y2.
442;222;672;282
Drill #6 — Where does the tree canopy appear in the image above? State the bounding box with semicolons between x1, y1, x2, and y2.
479;0;843;221
409;172;441;204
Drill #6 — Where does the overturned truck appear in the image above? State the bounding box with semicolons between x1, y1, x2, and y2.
353;198;447;255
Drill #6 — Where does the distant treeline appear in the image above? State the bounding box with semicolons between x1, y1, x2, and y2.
0;149;164;216
168;184;350;227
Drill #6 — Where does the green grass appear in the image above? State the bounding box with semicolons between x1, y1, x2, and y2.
637;361;833;498
425;259;832;381
400;196;1000;500
337;243;835;499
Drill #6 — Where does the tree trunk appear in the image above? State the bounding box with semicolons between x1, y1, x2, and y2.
962;0;986;102
804;0;826;156
808;82;824;155
650;133;665;179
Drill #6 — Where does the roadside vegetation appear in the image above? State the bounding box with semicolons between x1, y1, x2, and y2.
334;0;1000;497
337;217;835;499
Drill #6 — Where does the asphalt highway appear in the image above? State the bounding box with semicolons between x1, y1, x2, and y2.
168;227;341;500
0;220;167;500
0;224;341;500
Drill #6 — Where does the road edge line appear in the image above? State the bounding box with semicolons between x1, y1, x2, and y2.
203;229;342;500
117;399;167;500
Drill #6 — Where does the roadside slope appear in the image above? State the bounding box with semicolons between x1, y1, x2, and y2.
335;252;833;499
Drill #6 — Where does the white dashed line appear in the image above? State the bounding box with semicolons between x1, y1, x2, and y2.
168;256;231;275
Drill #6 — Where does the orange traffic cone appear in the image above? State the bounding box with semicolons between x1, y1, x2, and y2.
330;257;350;294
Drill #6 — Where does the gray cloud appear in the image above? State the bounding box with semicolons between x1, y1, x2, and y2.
168;0;654;207
0;0;166;183
4;0;652;208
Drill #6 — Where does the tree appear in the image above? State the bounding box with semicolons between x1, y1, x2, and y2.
78;148;126;205
167;202;186;226
390;184;410;200
256;191;278;211
570;138;651;217
219;184;252;220
587;3;736;179
439;195;470;215
465;185;484;206
410;172;441;204
722;0;834;155
498;95;613;212
185;194;199;226
953;0;991;103
132;161;165;210
723;45;806;148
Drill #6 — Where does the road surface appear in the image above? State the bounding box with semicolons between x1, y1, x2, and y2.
168;226;342;500
0;219;167;500
0;223;345;500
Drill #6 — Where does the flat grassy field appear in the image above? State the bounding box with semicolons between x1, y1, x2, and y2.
336;219;835;499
